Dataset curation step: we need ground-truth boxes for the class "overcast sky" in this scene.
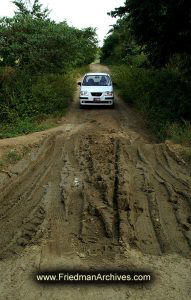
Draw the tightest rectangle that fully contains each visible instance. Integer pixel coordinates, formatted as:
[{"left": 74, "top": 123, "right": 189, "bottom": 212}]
[{"left": 0, "top": 0, "right": 125, "bottom": 45}]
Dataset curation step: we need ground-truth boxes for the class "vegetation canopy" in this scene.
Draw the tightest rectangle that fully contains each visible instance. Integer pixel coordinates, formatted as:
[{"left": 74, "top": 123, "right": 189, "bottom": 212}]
[
  {"left": 101, "top": 0, "right": 191, "bottom": 143},
  {"left": 108, "top": 0, "right": 191, "bottom": 67},
  {"left": 0, "top": 0, "right": 98, "bottom": 136}
]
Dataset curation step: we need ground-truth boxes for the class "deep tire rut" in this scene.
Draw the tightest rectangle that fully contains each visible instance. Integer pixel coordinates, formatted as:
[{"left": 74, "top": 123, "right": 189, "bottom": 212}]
[{"left": 0, "top": 71, "right": 190, "bottom": 266}]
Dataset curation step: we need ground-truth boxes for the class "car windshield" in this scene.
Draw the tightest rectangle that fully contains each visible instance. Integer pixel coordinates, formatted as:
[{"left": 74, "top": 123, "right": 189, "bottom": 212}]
[{"left": 82, "top": 75, "right": 112, "bottom": 86}]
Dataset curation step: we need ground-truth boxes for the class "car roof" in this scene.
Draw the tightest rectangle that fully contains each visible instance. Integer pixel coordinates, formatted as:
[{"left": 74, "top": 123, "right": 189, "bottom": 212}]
[{"left": 84, "top": 73, "right": 110, "bottom": 76}]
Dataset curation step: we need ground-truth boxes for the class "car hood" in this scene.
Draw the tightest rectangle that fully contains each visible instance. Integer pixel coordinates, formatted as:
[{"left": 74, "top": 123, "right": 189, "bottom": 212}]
[{"left": 80, "top": 86, "right": 113, "bottom": 93}]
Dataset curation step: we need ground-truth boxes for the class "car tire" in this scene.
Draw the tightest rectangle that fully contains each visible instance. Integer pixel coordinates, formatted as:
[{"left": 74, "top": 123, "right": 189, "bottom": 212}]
[{"left": 79, "top": 104, "right": 84, "bottom": 109}]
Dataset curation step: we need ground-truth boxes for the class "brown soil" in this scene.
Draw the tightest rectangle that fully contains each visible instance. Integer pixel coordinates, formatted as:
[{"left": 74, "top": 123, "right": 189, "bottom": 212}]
[{"left": 0, "top": 64, "right": 190, "bottom": 300}]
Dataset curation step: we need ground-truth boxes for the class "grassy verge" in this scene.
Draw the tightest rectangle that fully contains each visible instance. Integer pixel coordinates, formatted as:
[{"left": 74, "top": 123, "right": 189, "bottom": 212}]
[
  {"left": 0, "top": 65, "right": 90, "bottom": 139},
  {"left": 111, "top": 65, "right": 191, "bottom": 145},
  {"left": 167, "top": 121, "right": 191, "bottom": 146},
  {"left": 0, "top": 146, "right": 30, "bottom": 169},
  {"left": 0, "top": 116, "right": 63, "bottom": 139}
]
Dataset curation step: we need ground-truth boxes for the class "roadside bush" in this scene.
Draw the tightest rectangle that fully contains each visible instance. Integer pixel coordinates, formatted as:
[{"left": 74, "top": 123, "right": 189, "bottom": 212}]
[
  {"left": 0, "top": 69, "right": 77, "bottom": 122},
  {"left": 0, "top": 1, "right": 98, "bottom": 138},
  {"left": 31, "top": 72, "right": 76, "bottom": 114},
  {"left": 167, "top": 121, "right": 191, "bottom": 146},
  {"left": 112, "top": 65, "right": 191, "bottom": 141}
]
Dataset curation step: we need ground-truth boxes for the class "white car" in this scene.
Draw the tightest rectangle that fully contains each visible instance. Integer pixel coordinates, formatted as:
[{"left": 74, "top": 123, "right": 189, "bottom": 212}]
[{"left": 78, "top": 73, "right": 116, "bottom": 108}]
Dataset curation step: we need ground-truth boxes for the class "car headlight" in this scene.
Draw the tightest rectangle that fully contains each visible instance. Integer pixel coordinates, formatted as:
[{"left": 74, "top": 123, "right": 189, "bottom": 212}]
[
  {"left": 80, "top": 91, "right": 89, "bottom": 96},
  {"left": 105, "top": 91, "right": 113, "bottom": 96}
]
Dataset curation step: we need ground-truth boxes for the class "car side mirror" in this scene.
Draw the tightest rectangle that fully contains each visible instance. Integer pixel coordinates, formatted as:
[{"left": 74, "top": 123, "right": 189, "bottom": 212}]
[
  {"left": 78, "top": 82, "right": 81, "bottom": 86},
  {"left": 113, "top": 82, "right": 117, "bottom": 86}
]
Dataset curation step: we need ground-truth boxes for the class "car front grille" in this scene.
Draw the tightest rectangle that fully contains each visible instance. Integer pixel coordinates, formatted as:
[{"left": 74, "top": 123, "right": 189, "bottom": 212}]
[
  {"left": 91, "top": 93, "right": 102, "bottom": 96},
  {"left": 83, "top": 101, "right": 112, "bottom": 104}
]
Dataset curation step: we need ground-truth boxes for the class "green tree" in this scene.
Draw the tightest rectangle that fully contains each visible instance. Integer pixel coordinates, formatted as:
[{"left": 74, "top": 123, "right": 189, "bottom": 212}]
[
  {"left": 12, "top": 0, "right": 50, "bottom": 19},
  {"left": 0, "top": 0, "right": 98, "bottom": 126},
  {"left": 0, "top": 2, "right": 98, "bottom": 73},
  {"left": 101, "top": 17, "right": 142, "bottom": 65},
  {"left": 109, "top": 0, "right": 191, "bottom": 66}
]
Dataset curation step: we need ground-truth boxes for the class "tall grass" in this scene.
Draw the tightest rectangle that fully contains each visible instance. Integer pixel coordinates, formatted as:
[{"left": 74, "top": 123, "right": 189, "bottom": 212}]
[
  {"left": 112, "top": 65, "right": 191, "bottom": 143},
  {"left": 0, "top": 66, "right": 89, "bottom": 138}
]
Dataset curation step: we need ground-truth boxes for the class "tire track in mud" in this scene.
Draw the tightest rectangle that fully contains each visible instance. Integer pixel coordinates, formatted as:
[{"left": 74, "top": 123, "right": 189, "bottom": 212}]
[
  {"left": 66, "top": 130, "right": 191, "bottom": 257},
  {"left": 112, "top": 139, "right": 120, "bottom": 241},
  {"left": 135, "top": 143, "right": 191, "bottom": 255},
  {"left": 0, "top": 91, "right": 191, "bottom": 263},
  {"left": 0, "top": 133, "right": 65, "bottom": 258},
  {"left": 1, "top": 131, "right": 190, "bottom": 261}
]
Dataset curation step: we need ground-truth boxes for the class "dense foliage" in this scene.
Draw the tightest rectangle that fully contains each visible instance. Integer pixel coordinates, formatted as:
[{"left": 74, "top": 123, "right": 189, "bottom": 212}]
[
  {"left": 101, "top": 17, "right": 146, "bottom": 66},
  {"left": 101, "top": 0, "right": 191, "bottom": 143},
  {"left": 109, "top": 0, "right": 191, "bottom": 67},
  {"left": 0, "top": 16, "right": 97, "bottom": 73},
  {"left": 0, "top": 0, "right": 98, "bottom": 135},
  {"left": 1, "top": 0, "right": 97, "bottom": 71},
  {"left": 112, "top": 65, "right": 191, "bottom": 141}
]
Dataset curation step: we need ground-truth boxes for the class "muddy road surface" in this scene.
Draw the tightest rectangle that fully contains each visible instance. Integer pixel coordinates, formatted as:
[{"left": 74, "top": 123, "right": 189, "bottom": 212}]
[{"left": 0, "top": 64, "right": 191, "bottom": 300}]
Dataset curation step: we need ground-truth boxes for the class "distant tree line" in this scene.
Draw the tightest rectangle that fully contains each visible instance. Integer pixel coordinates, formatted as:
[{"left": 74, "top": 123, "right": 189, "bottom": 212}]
[
  {"left": 101, "top": 0, "right": 191, "bottom": 69},
  {"left": 101, "top": 0, "right": 191, "bottom": 143},
  {"left": 0, "top": 0, "right": 98, "bottom": 134},
  {"left": 0, "top": 0, "right": 98, "bottom": 73}
]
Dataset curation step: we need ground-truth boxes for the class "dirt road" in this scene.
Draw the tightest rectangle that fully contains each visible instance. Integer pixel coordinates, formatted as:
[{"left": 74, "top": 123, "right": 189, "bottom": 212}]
[{"left": 0, "top": 64, "right": 191, "bottom": 299}]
